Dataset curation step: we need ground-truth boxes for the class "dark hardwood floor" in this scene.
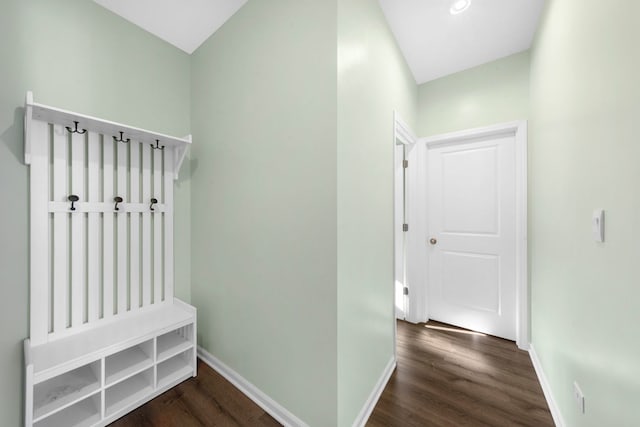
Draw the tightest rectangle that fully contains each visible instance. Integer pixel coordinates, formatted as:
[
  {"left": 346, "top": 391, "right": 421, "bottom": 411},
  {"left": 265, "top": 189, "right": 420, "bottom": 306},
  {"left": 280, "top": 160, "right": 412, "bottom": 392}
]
[
  {"left": 367, "top": 320, "right": 554, "bottom": 427},
  {"left": 112, "top": 320, "right": 553, "bottom": 426},
  {"left": 110, "top": 360, "right": 280, "bottom": 427}
]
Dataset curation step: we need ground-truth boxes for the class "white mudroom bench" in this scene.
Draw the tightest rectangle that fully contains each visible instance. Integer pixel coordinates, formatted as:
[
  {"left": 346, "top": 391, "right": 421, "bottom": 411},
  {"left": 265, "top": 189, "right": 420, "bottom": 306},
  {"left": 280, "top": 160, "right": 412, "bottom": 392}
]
[{"left": 23, "top": 92, "right": 197, "bottom": 427}]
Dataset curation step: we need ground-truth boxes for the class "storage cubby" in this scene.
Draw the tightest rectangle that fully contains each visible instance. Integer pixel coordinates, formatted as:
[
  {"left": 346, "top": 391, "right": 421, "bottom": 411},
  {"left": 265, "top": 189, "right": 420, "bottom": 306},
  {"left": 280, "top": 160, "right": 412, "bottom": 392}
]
[
  {"left": 34, "top": 394, "right": 100, "bottom": 427},
  {"left": 157, "top": 324, "right": 194, "bottom": 363},
  {"left": 157, "top": 348, "right": 194, "bottom": 389},
  {"left": 26, "top": 309, "right": 196, "bottom": 426},
  {"left": 33, "top": 361, "right": 100, "bottom": 422},
  {"left": 105, "top": 368, "right": 154, "bottom": 418},
  {"left": 105, "top": 340, "right": 153, "bottom": 386}
]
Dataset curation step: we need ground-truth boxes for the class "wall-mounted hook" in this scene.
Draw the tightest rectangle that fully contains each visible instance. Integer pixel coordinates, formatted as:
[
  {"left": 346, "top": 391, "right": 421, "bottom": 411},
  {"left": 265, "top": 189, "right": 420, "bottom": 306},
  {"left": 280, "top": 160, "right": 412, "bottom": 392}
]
[
  {"left": 113, "top": 131, "right": 130, "bottom": 143},
  {"left": 114, "top": 196, "right": 123, "bottom": 211},
  {"left": 65, "top": 121, "right": 87, "bottom": 135},
  {"left": 68, "top": 195, "right": 79, "bottom": 211},
  {"left": 150, "top": 198, "right": 158, "bottom": 211},
  {"left": 150, "top": 139, "right": 165, "bottom": 150}
]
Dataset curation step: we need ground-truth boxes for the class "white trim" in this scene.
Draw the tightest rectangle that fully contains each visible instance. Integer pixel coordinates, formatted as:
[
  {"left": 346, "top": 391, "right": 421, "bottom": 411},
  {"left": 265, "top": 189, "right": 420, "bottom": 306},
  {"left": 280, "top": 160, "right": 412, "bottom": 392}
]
[
  {"left": 24, "top": 91, "right": 33, "bottom": 165},
  {"left": 24, "top": 340, "right": 33, "bottom": 427},
  {"left": 197, "top": 346, "right": 309, "bottom": 427},
  {"left": 393, "top": 111, "right": 429, "bottom": 325},
  {"left": 394, "top": 141, "right": 406, "bottom": 321},
  {"left": 351, "top": 356, "right": 396, "bottom": 427},
  {"left": 414, "top": 121, "right": 529, "bottom": 347},
  {"left": 405, "top": 141, "right": 428, "bottom": 324},
  {"left": 419, "top": 120, "right": 525, "bottom": 147},
  {"left": 529, "top": 344, "right": 565, "bottom": 427},
  {"left": 514, "top": 121, "right": 529, "bottom": 350},
  {"left": 393, "top": 111, "right": 417, "bottom": 357},
  {"left": 394, "top": 111, "right": 417, "bottom": 146}
]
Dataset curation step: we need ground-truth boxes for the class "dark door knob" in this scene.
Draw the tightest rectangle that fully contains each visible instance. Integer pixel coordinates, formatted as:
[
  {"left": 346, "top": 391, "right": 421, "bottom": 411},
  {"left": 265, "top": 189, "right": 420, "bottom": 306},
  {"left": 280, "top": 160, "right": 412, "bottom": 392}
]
[{"left": 429, "top": 238, "right": 437, "bottom": 245}]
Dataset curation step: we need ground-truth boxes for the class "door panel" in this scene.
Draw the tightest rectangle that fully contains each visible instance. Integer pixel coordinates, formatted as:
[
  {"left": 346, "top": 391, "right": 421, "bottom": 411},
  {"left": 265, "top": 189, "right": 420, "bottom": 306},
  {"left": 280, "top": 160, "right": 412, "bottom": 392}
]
[
  {"left": 427, "top": 135, "right": 516, "bottom": 340},
  {"left": 442, "top": 251, "right": 500, "bottom": 314},
  {"left": 442, "top": 146, "right": 498, "bottom": 234}
]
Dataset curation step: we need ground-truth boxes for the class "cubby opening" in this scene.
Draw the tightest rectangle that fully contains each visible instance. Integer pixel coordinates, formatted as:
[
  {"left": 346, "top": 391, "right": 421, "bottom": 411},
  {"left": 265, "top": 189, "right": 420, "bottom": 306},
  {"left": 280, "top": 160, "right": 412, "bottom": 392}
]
[
  {"left": 157, "top": 348, "right": 194, "bottom": 389},
  {"left": 105, "top": 339, "right": 153, "bottom": 387},
  {"left": 34, "top": 393, "right": 100, "bottom": 427},
  {"left": 33, "top": 361, "right": 100, "bottom": 422},
  {"left": 105, "top": 368, "right": 154, "bottom": 417},
  {"left": 157, "top": 324, "right": 193, "bottom": 363}
]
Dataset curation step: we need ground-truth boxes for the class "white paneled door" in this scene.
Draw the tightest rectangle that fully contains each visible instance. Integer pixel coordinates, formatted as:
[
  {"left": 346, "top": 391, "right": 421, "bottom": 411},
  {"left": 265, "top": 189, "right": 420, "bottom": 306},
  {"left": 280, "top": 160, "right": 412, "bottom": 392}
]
[{"left": 426, "top": 134, "right": 516, "bottom": 340}]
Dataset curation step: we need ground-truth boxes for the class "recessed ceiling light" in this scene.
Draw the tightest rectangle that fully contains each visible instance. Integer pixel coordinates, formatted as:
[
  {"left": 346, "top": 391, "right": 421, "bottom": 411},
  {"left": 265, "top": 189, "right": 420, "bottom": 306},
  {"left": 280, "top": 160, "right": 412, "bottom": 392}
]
[{"left": 450, "top": 0, "right": 471, "bottom": 15}]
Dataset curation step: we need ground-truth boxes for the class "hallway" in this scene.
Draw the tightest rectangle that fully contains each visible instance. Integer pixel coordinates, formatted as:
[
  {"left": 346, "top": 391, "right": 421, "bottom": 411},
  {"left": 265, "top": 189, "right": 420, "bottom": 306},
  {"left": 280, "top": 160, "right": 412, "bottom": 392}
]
[{"left": 367, "top": 320, "right": 554, "bottom": 426}]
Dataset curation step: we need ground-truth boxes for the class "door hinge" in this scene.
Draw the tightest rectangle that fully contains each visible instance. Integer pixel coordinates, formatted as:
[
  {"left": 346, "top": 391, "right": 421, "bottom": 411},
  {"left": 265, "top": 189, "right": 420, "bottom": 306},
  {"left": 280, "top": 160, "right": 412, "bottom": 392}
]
[
  {"left": 403, "top": 287, "right": 409, "bottom": 296},
  {"left": 403, "top": 160, "right": 408, "bottom": 168},
  {"left": 403, "top": 223, "right": 409, "bottom": 232}
]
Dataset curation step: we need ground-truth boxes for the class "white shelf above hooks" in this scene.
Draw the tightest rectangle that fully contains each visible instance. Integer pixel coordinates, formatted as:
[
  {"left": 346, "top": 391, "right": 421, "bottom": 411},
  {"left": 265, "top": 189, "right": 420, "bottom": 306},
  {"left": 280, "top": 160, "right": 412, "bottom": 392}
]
[{"left": 23, "top": 91, "right": 191, "bottom": 180}]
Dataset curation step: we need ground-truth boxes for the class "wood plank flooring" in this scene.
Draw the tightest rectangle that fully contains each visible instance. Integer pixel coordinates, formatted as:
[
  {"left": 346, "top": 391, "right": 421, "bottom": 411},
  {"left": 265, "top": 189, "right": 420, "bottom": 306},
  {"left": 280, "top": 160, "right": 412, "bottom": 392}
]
[
  {"left": 367, "top": 320, "right": 554, "bottom": 427},
  {"left": 112, "top": 320, "right": 553, "bottom": 426},
  {"left": 110, "top": 360, "right": 280, "bottom": 427}
]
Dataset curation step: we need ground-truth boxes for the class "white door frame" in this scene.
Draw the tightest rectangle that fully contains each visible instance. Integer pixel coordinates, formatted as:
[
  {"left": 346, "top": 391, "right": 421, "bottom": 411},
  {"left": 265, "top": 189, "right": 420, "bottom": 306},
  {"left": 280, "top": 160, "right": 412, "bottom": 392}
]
[
  {"left": 411, "top": 121, "right": 529, "bottom": 349},
  {"left": 393, "top": 112, "right": 416, "bottom": 323},
  {"left": 393, "top": 113, "right": 430, "bottom": 327}
]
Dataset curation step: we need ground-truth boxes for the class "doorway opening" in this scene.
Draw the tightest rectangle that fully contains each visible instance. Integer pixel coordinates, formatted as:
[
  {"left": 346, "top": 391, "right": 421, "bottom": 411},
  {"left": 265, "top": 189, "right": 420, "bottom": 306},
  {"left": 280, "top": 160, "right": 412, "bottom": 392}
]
[{"left": 393, "top": 117, "right": 528, "bottom": 349}]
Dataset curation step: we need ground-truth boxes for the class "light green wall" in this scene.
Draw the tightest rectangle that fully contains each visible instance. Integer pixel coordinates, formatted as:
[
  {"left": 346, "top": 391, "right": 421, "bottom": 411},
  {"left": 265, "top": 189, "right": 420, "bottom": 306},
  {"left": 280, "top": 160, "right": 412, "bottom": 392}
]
[
  {"left": 190, "top": 1, "right": 417, "bottom": 424},
  {"left": 190, "top": 1, "right": 338, "bottom": 425},
  {"left": 336, "top": 0, "right": 416, "bottom": 425},
  {"left": 529, "top": 1, "right": 640, "bottom": 426},
  {"left": 417, "top": 51, "right": 529, "bottom": 136},
  {"left": 0, "top": 1, "right": 190, "bottom": 425}
]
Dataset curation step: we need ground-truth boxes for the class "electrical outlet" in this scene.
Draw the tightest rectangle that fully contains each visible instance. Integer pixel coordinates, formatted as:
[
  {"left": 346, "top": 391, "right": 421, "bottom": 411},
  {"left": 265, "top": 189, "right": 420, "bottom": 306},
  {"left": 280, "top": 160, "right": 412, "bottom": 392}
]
[{"left": 573, "top": 381, "right": 585, "bottom": 414}]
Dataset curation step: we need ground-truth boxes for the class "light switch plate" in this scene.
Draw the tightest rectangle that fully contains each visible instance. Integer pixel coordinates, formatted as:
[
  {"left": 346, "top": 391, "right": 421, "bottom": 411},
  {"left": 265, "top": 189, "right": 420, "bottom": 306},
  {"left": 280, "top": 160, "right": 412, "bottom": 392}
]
[{"left": 592, "top": 209, "right": 604, "bottom": 242}]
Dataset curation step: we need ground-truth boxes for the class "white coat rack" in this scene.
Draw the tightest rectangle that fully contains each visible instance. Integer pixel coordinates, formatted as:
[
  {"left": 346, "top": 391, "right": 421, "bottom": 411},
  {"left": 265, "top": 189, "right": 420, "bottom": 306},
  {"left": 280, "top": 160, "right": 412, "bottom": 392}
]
[{"left": 23, "top": 92, "right": 197, "bottom": 427}]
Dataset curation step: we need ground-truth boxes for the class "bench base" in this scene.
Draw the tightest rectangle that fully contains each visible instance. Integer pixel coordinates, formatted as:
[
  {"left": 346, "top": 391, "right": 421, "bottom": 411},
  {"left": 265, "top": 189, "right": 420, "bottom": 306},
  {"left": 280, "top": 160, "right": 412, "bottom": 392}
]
[{"left": 25, "top": 299, "right": 197, "bottom": 427}]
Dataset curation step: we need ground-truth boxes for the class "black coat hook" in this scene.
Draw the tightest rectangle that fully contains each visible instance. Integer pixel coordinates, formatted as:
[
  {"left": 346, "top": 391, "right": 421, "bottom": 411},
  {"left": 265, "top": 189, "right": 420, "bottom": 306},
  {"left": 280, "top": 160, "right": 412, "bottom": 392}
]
[
  {"left": 66, "top": 121, "right": 87, "bottom": 135},
  {"left": 150, "top": 198, "right": 158, "bottom": 211},
  {"left": 68, "top": 195, "right": 79, "bottom": 211},
  {"left": 150, "top": 139, "right": 165, "bottom": 150},
  {"left": 114, "top": 196, "right": 123, "bottom": 211},
  {"left": 113, "top": 131, "right": 130, "bottom": 143}
]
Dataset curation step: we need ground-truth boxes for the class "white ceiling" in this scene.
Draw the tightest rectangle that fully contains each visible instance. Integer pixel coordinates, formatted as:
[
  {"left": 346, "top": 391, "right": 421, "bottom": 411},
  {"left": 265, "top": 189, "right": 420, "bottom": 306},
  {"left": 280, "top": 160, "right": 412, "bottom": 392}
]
[
  {"left": 93, "top": 0, "right": 544, "bottom": 84},
  {"left": 93, "top": 0, "right": 248, "bottom": 54},
  {"left": 378, "top": 0, "right": 545, "bottom": 84}
]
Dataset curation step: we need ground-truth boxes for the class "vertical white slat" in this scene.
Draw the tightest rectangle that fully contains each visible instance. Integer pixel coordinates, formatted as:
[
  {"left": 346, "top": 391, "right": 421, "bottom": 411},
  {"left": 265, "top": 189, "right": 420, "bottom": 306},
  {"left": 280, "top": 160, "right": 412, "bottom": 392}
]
[
  {"left": 103, "top": 136, "right": 115, "bottom": 320},
  {"left": 163, "top": 148, "right": 174, "bottom": 301},
  {"left": 129, "top": 141, "right": 140, "bottom": 311},
  {"left": 141, "top": 145, "right": 151, "bottom": 307},
  {"left": 116, "top": 141, "right": 128, "bottom": 313},
  {"left": 153, "top": 148, "right": 162, "bottom": 303},
  {"left": 29, "top": 120, "right": 49, "bottom": 345},
  {"left": 70, "top": 131, "right": 85, "bottom": 328},
  {"left": 87, "top": 132, "right": 101, "bottom": 323},
  {"left": 52, "top": 124, "right": 69, "bottom": 332}
]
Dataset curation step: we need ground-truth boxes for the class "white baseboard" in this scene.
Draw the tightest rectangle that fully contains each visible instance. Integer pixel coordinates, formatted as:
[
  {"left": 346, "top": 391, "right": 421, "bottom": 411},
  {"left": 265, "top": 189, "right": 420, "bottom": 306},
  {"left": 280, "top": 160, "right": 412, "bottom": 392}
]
[
  {"left": 197, "top": 346, "right": 309, "bottom": 427},
  {"left": 529, "top": 344, "right": 565, "bottom": 427},
  {"left": 351, "top": 356, "right": 396, "bottom": 427}
]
